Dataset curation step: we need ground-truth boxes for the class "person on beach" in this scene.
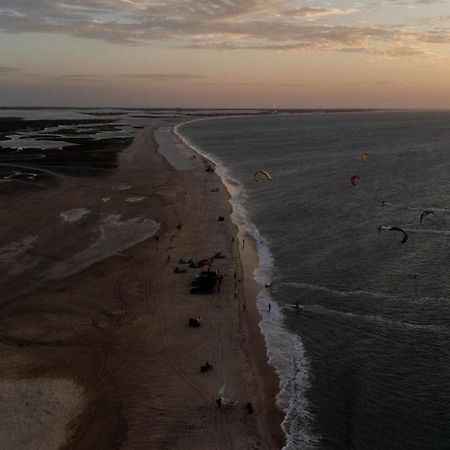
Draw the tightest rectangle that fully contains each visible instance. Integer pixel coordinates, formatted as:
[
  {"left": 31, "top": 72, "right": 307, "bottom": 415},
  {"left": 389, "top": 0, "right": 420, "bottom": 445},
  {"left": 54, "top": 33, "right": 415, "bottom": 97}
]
[
  {"left": 268, "top": 303, "right": 271, "bottom": 312},
  {"left": 242, "top": 239, "right": 245, "bottom": 249}
]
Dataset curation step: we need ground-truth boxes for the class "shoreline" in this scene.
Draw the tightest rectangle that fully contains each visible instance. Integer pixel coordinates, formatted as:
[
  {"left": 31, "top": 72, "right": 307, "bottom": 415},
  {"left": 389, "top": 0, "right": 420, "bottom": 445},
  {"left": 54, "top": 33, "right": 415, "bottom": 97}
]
[
  {"left": 173, "top": 120, "right": 318, "bottom": 449},
  {"left": 172, "top": 121, "right": 285, "bottom": 446}
]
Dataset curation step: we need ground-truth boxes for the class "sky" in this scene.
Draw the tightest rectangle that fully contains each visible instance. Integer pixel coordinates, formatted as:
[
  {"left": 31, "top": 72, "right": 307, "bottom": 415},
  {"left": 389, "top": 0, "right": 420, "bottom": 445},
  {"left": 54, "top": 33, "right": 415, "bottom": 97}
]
[{"left": 0, "top": 0, "right": 449, "bottom": 108}]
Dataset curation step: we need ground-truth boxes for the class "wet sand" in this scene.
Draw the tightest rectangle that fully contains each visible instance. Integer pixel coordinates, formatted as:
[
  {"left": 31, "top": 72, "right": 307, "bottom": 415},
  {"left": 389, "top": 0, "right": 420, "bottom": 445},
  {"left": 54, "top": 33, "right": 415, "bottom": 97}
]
[{"left": 0, "top": 120, "right": 283, "bottom": 449}]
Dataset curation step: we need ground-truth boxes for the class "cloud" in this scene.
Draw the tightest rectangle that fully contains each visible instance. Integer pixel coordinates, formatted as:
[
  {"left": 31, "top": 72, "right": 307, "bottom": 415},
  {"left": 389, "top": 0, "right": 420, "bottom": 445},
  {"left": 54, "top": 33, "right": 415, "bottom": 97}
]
[
  {"left": 370, "top": 46, "right": 438, "bottom": 58},
  {"left": 46, "top": 74, "right": 107, "bottom": 82},
  {"left": 414, "top": 0, "right": 446, "bottom": 3},
  {"left": 40, "top": 72, "right": 204, "bottom": 83},
  {"left": 0, "top": 66, "right": 19, "bottom": 76},
  {"left": 383, "top": 0, "right": 445, "bottom": 4},
  {"left": 0, "top": 0, "right": 448, "bottom": 59},
  {"left": 279, "top": 7, "right": 356, "bottom": 18},
  {"left": 118, "top": 73, "right": 204, "bottom": 80}
]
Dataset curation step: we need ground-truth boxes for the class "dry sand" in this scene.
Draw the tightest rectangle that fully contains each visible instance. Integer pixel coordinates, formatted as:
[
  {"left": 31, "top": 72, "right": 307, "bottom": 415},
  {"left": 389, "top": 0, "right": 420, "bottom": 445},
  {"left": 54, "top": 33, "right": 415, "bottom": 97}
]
[{"left": 0, "top": 122, "right": 283, "bottom": 449}]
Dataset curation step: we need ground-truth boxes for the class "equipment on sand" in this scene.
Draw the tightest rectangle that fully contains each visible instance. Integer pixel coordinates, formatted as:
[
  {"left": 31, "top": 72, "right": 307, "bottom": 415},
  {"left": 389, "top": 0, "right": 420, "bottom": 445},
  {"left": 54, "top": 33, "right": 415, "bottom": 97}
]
[
  {"left": 188, "top": 318, "right": 201, "bottom": 327},
  {"left": 200, "top": 362, "right": 213, "bottom": 372},
  {"left": 217, "top": 385, "right": 238, "bottom": 408}
]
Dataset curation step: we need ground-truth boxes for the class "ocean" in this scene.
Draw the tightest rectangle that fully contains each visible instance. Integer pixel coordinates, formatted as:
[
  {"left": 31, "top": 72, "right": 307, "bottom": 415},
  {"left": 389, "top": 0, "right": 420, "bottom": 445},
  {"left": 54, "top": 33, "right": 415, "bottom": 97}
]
[{"left": 177, "top": 111, "right": 450, "bottom": 450}]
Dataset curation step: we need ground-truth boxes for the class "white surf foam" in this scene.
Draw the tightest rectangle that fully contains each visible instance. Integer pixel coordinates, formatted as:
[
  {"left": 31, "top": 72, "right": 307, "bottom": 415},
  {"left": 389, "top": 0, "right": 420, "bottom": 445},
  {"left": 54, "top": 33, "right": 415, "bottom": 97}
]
[
  {"left": 300, "top": 303, "right": 450, "bottom": 335},
  {"left": 175, "top": 120, "right": 319, "bottom": 448}
]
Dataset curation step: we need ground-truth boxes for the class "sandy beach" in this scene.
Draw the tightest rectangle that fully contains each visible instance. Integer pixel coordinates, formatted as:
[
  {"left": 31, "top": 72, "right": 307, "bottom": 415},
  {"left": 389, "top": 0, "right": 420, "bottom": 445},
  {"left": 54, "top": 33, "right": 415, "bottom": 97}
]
[{"left": 0, "top": 119, "right": 283, "bottom": 449}]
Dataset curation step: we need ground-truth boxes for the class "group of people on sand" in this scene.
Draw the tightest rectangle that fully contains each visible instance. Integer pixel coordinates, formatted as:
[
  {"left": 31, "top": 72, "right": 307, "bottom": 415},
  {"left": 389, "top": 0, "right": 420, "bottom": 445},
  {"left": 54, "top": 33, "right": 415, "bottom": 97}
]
[{"left": 172, "top": 212, "right": 271, "bottom": 418}]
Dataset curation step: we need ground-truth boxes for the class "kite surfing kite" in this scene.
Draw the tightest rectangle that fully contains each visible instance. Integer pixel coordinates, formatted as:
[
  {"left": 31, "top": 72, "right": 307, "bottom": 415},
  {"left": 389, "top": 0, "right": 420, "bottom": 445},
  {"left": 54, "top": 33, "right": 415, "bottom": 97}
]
[
  {"left": 377, "top": 226, "right": 408, "bottom": 244},
  {"left": 361, "top": 151, "right": 369, "bottom": 161},
  {"left": 254, "top": 170, "right": 272, "bottom": 182},
  {"left": 389, "top": 226, "right": 408, "bottom": 244},
  {"left": 350, "top": 175, "right": 360, "bottom": 186},
  {"left": 420, "top": 210, "right": 436, "bottom": 225}
]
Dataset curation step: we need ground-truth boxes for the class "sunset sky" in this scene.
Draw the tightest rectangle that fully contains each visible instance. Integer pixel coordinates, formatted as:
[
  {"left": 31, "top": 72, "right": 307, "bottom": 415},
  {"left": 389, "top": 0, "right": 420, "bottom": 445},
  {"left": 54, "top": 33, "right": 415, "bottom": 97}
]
[{"left": 0, "top": 0, "right": 449, "bottom": 108}]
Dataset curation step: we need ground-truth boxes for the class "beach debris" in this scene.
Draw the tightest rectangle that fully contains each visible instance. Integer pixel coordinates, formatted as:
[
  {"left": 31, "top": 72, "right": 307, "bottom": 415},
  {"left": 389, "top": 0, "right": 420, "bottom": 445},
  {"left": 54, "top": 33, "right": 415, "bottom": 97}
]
[
  {"left": 265, "top": 282, "right": 273, "bottom": 288},
  {"left": 188, "top": 317, "right": 201, "bottom": 327},
  {"left": 218, "top": 216, "right": 225, "bottom": 222},
  {"left": 350, "top": 175, "right": 360, "bottom": 186},
  {"left": 200, "top": 362, "right": 213, "bottom": 372},
  {"left": 211, "top": 187, "right": 220, "bottom": 192},
  {"left": 174, "top": 266, "right": 186, "bottom": 273},
  {"left": 253, "top": 170, "right": 272, "bottom": 182},
  {"left": 420, "top": 210, "right": 436, "bottom": 225},
  {"left": 214, "top": 252, "right": 226, "bottom": 259},
  {"left": 206, "top": 165, "right": 214, "bottom": 172}
]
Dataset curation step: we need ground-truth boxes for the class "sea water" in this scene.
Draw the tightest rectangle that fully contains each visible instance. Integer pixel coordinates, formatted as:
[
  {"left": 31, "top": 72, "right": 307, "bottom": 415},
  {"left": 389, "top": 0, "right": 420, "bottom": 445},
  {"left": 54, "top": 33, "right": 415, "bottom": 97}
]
[{"left": 177, "top": 111, "right": 450, "bottom": 450}]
